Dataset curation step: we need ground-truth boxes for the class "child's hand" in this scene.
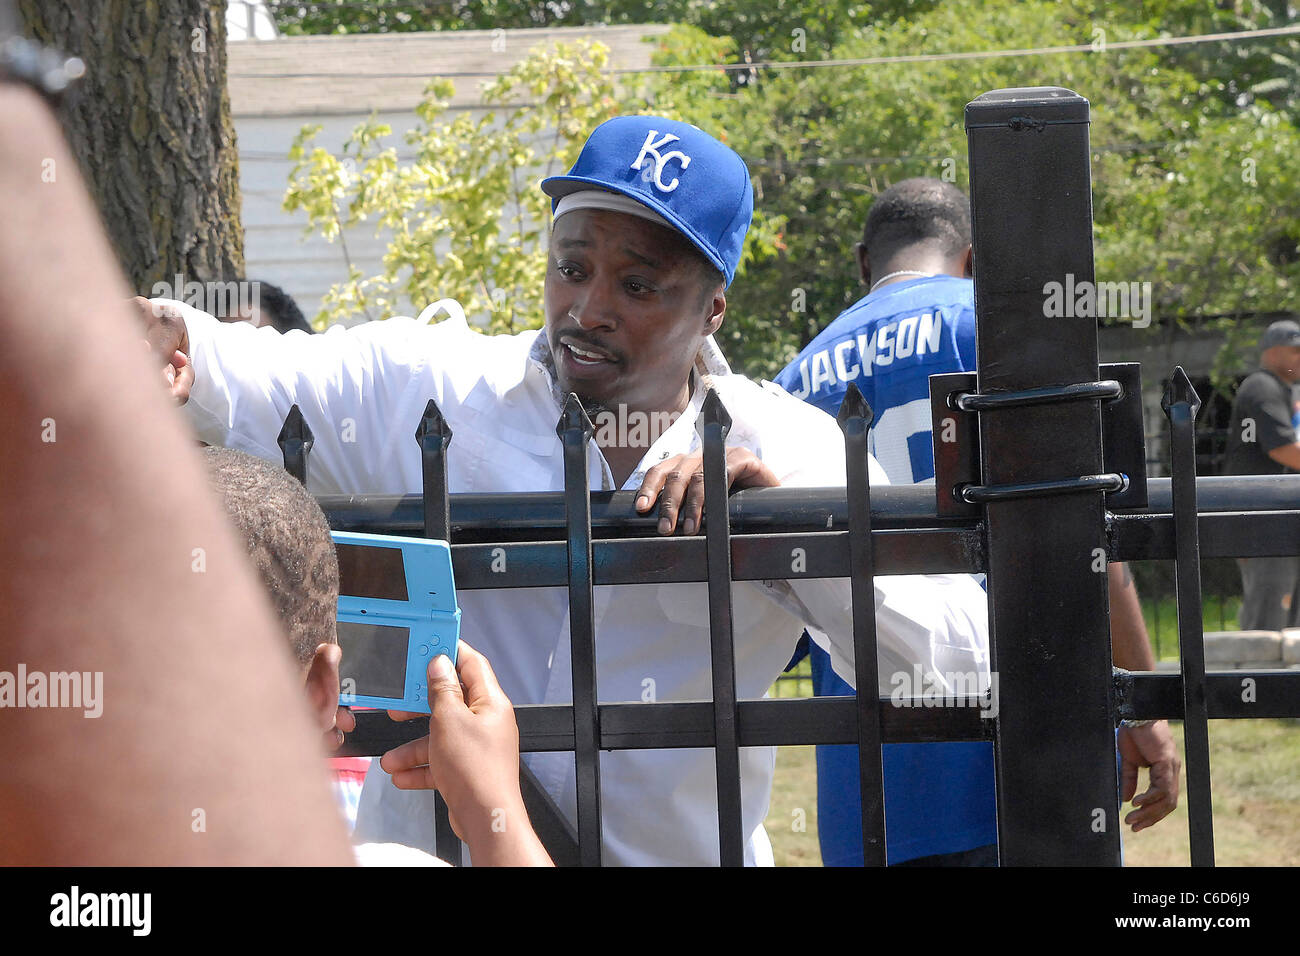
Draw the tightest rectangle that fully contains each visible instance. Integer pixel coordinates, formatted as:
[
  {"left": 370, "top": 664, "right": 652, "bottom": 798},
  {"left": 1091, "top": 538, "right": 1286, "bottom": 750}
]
[{"left": 381, "top": 641, "right": 551, "bottom": 865}]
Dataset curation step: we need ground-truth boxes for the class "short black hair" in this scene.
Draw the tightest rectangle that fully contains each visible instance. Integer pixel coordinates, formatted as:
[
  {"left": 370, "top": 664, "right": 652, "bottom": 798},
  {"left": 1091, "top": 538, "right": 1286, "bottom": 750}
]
[
  {"left": 201, "top": 447, "right": 338, "bottom": 667},
  {"left": 252, "top": 281, "right": 313, "bottom": 335},
  {"left": 862, "top": 178, "right": 972, "bottom": 262}
]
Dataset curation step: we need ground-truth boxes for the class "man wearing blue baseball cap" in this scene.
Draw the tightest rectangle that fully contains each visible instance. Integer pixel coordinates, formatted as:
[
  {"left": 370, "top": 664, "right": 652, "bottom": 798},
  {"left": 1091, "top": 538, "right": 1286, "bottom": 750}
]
[{"left": 139, "top": 115, "right": 989, "bottom": 866}]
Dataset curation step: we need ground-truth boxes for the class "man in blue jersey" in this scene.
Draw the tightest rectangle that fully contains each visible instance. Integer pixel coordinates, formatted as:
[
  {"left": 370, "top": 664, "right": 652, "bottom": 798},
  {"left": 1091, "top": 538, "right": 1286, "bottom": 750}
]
[{"left": 775, "top": 178, "right": 1180, "bottom": 865}]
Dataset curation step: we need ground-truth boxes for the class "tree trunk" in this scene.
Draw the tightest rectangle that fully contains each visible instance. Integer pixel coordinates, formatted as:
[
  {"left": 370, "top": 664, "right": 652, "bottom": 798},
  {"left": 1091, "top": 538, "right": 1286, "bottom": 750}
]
[{"left": 18, "top": 0, "right": 243, "bottom": 293}]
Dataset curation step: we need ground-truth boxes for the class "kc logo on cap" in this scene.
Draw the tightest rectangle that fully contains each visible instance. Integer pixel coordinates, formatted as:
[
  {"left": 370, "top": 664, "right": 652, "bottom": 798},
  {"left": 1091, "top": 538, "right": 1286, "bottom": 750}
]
[
  {"left": 541, "top": 115, "right": 754, "bottom": 287},
  {"left": 631, "top": 130, "right": 692, "bottom": 193}
]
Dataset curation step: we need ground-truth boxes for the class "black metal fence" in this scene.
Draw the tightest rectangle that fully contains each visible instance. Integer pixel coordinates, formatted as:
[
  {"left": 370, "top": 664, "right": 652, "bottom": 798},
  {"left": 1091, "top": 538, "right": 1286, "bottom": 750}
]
[{"left": 285, "top": 87, "right": 1299, "bottom": 866}]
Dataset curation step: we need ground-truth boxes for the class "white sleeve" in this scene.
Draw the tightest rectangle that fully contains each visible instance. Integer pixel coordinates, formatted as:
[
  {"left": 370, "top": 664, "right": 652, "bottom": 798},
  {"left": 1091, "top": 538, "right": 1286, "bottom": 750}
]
[
  {"left": 779, "top": 572, "right": 990, "bottom": 695},
  {"left": 168, "top": 299, "right": 453, "bottom": 494},
  {"left": 352, "top": 842, "right": 450, "bottom": 867},
  {"left": 756, "top": 389, "right": 990, "bottom": 693}
]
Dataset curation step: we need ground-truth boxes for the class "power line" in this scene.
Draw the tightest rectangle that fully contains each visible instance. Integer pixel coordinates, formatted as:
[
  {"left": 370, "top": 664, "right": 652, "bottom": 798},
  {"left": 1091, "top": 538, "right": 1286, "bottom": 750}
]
[
  {"left": 228, "top": 22, "right": 1300, "bottom": 80},
  {"left": 634, "top": 22, "right": 1300, "bottom": 75},
  {"left": 263, "top": 0, "right": 469, "bottom": 12},
  {"left": 235, "top": 138, "right": 1208, "bottom": 166}
]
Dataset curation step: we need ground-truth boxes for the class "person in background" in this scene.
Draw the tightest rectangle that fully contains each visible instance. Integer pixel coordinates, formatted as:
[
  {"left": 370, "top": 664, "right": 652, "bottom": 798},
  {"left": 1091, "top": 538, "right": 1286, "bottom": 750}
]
[
  {"left": 223, "top": 279, "right": 315, "bottom": 335},
  {"left": 1223, "top": 320, "right": 1300, "bottom": 630},
  {"left": 775, "top": 178, "right": 1181, "bottom": 866}
]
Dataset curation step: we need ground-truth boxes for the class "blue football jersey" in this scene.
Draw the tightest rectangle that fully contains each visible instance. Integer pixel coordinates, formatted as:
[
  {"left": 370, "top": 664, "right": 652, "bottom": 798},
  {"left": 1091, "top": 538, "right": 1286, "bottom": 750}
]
[
  {"left": 775, "top": 276, "right": 996, "bottom": 865},
  {"left": 774, "top": 275, "right": 977, "bottom": 484}
]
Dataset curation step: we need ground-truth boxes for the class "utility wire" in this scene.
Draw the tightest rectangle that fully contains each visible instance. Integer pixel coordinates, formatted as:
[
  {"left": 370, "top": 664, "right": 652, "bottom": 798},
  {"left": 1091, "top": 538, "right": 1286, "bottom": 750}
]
[
  {"left": 228, "top": 23, "right": 1300, "bottom": 79},
  {"left": 235, "top": 138, "right": 1217, "bottom": 164}
]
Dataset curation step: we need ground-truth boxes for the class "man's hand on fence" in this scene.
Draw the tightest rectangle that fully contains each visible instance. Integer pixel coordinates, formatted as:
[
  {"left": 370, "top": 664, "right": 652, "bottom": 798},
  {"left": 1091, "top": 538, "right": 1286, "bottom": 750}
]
[
  {"left": 133, "top": 296, "right": 193, "bottom": 405},
  {"left": 1118, "top": 719, "right": 1181, "bottom": 831},
  {"left": 380, "top": 640, "right": 552, "bottom": 865},
  {"left": 635, "top": 446, "right": 779, "bottom": 535}
]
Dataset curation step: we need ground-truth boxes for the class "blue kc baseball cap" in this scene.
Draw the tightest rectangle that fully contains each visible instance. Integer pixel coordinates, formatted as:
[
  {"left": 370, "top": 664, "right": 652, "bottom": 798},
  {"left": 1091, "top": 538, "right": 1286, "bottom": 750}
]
[{"left": 541, "top": 115, "right": 754, "bottom": 287}]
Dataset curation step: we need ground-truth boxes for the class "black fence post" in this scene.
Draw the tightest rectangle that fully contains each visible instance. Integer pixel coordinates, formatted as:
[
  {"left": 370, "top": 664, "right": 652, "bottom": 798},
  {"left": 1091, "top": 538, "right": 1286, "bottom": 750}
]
[
  {"left": 836, "top": 384, "right": 888, "bottom": 866},
  {"left": 965, "top": 87, "right": 1122, "bottom": 865},
  {"left": 414, "top": 399, "right": 462, "bottom": 866},
  {"left": 698, "top": 390, "right": 744, "bottom": 866},
  {"left": 557, "top": 394, "right": 602, "bottom": 866},
  {"left": 1162, "top": 367, "right": 1216, "bottom": 865}
]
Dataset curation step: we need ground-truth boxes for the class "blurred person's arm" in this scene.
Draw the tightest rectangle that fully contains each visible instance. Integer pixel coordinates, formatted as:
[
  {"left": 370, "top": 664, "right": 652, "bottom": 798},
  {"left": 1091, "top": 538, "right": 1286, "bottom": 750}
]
[
  {"left": 0, "top": 85, "right": 354, "bottom": 864},
  {"left": 1108, "top": 562, "right": 1181, "bottom": 832}
]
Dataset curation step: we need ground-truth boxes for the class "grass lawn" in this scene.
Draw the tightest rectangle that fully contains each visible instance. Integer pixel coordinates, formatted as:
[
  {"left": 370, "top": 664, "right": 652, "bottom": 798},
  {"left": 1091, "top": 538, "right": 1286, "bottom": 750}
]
[
  {"left": 1123, "top": 718, "right": 1300, "bottom": 866},
  {"left": 764, "top": 663, "right": 1300, "bottom": 866},
  {"left": 765, "top": 719, "right": 1300, "bottom": 866},
  {"left": 1144, "top": 594, "right": 1243, "bottom": 662}
]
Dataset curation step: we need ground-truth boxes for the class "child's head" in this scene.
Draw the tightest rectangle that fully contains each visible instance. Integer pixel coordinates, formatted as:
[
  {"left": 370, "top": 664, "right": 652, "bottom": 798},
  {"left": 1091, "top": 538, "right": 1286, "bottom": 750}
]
[{"left": 201, "top": 447, "right": 342, "bottom": 731}]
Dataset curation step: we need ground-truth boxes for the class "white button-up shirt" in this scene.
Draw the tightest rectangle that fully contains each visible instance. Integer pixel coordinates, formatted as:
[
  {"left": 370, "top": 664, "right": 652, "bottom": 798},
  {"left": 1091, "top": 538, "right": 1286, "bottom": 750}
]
[{"left": 172, "top": 300, "right": 989, "bottom": 866}]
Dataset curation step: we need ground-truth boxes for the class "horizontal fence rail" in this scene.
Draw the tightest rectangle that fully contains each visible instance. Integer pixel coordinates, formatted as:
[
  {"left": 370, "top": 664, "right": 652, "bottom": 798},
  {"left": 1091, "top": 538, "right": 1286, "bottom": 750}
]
[{"left": 318, "top": 474, "right": 1300, "bottom": 530}]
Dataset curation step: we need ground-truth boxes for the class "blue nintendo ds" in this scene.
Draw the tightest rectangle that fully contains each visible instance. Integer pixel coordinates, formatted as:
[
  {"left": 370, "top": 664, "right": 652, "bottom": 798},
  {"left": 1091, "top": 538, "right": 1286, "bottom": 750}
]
[{"left": 331, "top": 531, "right": 461, "bottom": 715}]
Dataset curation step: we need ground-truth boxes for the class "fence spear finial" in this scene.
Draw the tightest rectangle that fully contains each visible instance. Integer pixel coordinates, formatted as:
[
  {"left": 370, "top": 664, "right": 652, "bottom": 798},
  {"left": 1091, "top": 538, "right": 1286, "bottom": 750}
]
[
  {"left": 556, "top": 392, "right": 595, "bottom": 440},
  {"left": 698, "top": 388, "right": 732, "bottom": 439},
  {"left": 277, "top": 404, "right": 314, "bottom": 485},
  {"left": 1161, "top": 366, "right": 1201, "bottom": 420},
  {"left": 415, "top": 398, "right": 453, "bottom": 450},
  {"left": 835, "top": 382, "right": 875, "bottom": 430}
]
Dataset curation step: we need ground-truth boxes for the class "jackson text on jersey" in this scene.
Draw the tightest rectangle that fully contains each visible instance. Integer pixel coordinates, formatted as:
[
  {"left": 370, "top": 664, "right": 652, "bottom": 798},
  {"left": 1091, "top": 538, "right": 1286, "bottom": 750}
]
[{"left": 783, "top": 310, "right": 945, "bottom": 400}]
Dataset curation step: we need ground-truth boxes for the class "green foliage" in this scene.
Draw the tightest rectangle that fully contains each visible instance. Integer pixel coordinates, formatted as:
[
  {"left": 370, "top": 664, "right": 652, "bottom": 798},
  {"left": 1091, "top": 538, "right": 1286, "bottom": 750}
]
[
  {"left": 281, "top": 1, "right": 1300, "bottom": 384},
  {"left": 267, "top": 0, "right": 922, "bottom": 56},
  {"left": 285, "top": 35, "right": 784, "bottom": 333},
  {"left": 645, "top": 1, "right": 1300, "bottom": 378},
  {"left": 285, "top": 41, "right": 625, "bottom": 331}
]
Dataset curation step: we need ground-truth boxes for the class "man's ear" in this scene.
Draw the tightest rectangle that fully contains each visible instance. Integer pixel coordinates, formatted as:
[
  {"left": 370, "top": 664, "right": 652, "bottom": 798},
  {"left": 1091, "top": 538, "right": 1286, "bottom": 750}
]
[
  {"left": 704, "top": 287, "right": 726, "bottom": 338},
  {"left": 304, "top": 643, "right": 342, "bottom": 732},
  {"left": 961, "top": 244, "right": 974, "bottom": 279},
  {"left": 857, "top": 243, "right": 871, "bottom": 286}
]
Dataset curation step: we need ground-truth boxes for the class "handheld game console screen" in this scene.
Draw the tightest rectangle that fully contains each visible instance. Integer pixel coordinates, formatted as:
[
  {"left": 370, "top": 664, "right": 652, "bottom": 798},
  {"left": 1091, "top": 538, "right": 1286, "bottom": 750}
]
[
  {"left": 336, "top": 621, "right": 410, "bottom": 699},
  {"left": 336, "top": 542, "right": 409, "bottom": 602}
]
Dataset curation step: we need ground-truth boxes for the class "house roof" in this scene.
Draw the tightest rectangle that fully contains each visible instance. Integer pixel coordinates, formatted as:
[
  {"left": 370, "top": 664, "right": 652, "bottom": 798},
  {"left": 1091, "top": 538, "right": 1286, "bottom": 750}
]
[{"left": 227, "top": 24, "right": 674, "bottom": 117}]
